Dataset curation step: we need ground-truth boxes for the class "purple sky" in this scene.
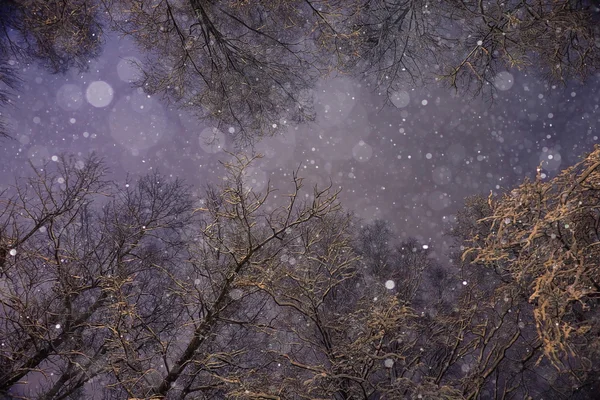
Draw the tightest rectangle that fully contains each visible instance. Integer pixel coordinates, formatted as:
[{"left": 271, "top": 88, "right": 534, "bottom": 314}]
[{"left": 2, "top": 34, "right": 600, "bottom": 261}]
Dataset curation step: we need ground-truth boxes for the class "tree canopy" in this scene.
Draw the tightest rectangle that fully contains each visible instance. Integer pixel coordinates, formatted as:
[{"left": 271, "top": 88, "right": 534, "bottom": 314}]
[
  {"left": 1, "top": 0, "right": 599, "bottom": 142},
  {"left": 1, "top": 1, "right": 600, "bottom": 398},
  {"left": 0, "top": 148, "right": 599, "bottom": 398}
]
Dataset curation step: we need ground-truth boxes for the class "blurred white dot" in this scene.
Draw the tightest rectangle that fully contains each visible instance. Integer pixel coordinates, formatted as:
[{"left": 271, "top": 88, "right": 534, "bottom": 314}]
[
  {"left": 476, "top": 40, "right": 483, "bottom": 46},
  {"left": 384, "top": 359, "right": 394, "bottom": 368},
  {"left": 425, "top": 153, "right": 432, "bottom": 159},
  {"left": 390, "top": 90, "right": 410, "bottom": 108},
  {"left": 56, "top": 84, "right": 83, "bottom": 111},
  {"left": 352, "top": 140, "right": 373, "bottom": 162},
  {"left": 462, "top": 281, "right": 468, "bottom": 286},
  {"left": 422, "top": 244, "right": 429, "bottom": 249},
  {"left": 9, "top": 249, "right": 17, "bottom": 256},
  {"left": 548, "top": 113, "right": 554, "bottom": 118},
  {"left": 116, "top": 56, "right": 142, "bottom": 83},
  {"left": 199, "top": 127, "right": 225, "bottom": 154},
  {"left": 385, "top": 280, "right": 395, "bottom": 290},
  {"left": 83, "top": 131, "right": 90, "bottom": 138},
  {"left": 27, "top": 145, "right": 50, "bottom": 167},
  {"left": 110, "top": 95, "right": 167, "bottom": 151},
  {"left": 55, "top": 324, "right": 61, "bottom": 329},
  {"left": 86, "top": 81, "right": 114, "bottom": 108},
  {"left": 69, "top": 118, "right": 76, "bottom": 124},
  {"left": 493, "top": 71, "right": 514, "bottom": 91},
  {"left": 51, "top": 155, "right": 58, "bottom": 162},
  {"left": 421, "top": 99, "right": 428, "bottom": 106},
  {"left": 33, "top": 116, "right": 40, "bottom": 124}
]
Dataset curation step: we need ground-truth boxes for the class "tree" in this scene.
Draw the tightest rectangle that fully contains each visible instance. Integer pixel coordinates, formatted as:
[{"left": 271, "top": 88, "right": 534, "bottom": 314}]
[
  {"left": 348, "top": 0, "right": 452, "bottom": 105},
  {"left": 106, "top": 0, "right": 358, "bottom": 145},
  {"left": 3, "top": 1, "right": 599, "bottom": 143},
  {"left": 0, "top": 61, "right": 19, "bottom": 139},
  {"left": 0, "top": 153, "right": 345, "bottom": 398},
  {"left": 442, "top": 0, "right": 600, "bottom": 96},
  {"left": 454, "top": 145, "right": 600, "bottom": 398},
  {"left": 5, "top": 150, "right": 600, "bottom": 398},
  {"left": 136, "top": 154, "right": 341, "bottom": 398},
  {"left": 0, "top": 0, "right": 105, "bottom": 138},
  {"left": 0, "top": 155, "right": 194, "bottom": 399},
  {"left": 0, "top": 0, "right": 104, "bottom": 73},
  {"left": 340, "top": 0, "right": 600, "bottom": 102},
  {"left": 0, "top": 155, "right": 111, "bottom": 397},
  {"left": 355, "top": 219, "right": 437, "bottom": 304}
]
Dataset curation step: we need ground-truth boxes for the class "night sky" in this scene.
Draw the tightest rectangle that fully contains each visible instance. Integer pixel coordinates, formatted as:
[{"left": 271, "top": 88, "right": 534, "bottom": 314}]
[{"left": 2, "top": 33, "right": 600, "bottom": 261}]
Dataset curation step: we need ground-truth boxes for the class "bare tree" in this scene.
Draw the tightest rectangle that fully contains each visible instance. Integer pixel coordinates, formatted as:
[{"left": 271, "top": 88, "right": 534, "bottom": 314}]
[
  {"left": 106, "top": 0, "right": 358, "bottom": 145},
  {"left": 80, "top": 154, "right": 341, "bottom": 398},
  {"left": 355, "top": 219, "right": 436, "bottom": 304},
  {"left": 0, "top": 152, "right": 344, "bottom": 399},
  {"left": 1, "top": 0, "right": 104, "bottom": 73},
  {"left": 443, "top": 0, "right": 600, "bottom": 96},
  {"left": 341, "top": 0, "right": 600, "bottom": 103},
  {"left": 0, "top": 0, "right": 105, "bottom": 139},
  {"left": 0, "top": 155, "right": 109, "bottom": 397},
  {"left": 3, "top": 150, "right": 600, "bottom": 398},
  {"left": 0, "top": 156, "right": 194, "bottom": 399},
  {"left": 0, "top": 60, "right": 19, "bottom": 139},
  {"left": 349, "top": 0, "right": 452, "bottom": 106}
]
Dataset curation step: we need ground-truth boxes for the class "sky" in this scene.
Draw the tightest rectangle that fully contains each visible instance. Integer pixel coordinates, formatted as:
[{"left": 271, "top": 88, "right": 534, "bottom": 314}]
[{"left": 2, "top": 33, "right": 600, "bottom": 261}]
